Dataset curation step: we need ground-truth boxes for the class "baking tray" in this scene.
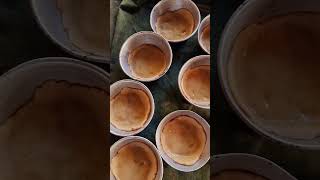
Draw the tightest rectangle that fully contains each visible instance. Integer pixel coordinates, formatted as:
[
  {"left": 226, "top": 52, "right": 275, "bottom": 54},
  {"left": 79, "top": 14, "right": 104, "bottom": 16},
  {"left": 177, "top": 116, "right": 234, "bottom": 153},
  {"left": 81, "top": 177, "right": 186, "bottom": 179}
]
[{"left": 110, "top": 0, "right": 210, "bottom": 179}]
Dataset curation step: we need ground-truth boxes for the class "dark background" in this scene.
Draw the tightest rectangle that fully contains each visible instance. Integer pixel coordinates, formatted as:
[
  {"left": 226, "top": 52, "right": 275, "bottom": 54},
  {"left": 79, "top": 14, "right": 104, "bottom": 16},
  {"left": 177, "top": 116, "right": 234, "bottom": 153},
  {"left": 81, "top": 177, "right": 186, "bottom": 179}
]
[
  {"left": 0, "top": 0, "right": 108, "bottom": 76},
  {"left": 213, "top": 0, "right": 320, "bottom": 179}
]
